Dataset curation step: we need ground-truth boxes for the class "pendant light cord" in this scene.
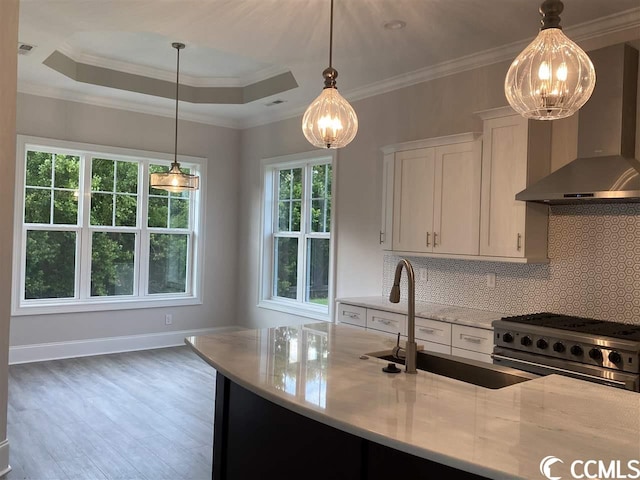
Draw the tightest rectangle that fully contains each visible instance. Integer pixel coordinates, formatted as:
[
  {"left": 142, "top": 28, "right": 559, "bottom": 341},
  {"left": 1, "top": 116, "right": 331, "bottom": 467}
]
[
  {"left": 174, "top": 45, "right": 180, "bottom": 165},
  {"left": 328, "top": 0, "right": 334, "bottom": 69}
]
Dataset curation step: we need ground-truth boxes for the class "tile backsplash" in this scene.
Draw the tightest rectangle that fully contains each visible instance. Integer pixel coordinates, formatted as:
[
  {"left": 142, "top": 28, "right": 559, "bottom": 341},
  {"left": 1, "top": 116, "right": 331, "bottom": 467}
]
[{"left": 383, "top": 204, "right": 640, "bottom": 325}]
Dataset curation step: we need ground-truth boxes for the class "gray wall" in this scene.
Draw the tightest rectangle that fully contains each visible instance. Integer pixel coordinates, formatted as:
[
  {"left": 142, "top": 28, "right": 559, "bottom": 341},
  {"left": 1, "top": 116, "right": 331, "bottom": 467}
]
[
  {"left": 1, "top": 0, "right": 19, "bottom": 472},
  {"left": 11, "top": 94, "right": 241, "bottom": 345},
  {"left": 238, "top": 59, "right": 511, "bottom": 329}
]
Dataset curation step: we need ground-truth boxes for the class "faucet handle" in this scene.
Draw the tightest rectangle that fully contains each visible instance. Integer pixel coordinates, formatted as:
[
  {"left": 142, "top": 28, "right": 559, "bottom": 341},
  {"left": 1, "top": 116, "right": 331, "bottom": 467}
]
[{"left": 392, "top": 332, "right": 406, "bottom": 360}]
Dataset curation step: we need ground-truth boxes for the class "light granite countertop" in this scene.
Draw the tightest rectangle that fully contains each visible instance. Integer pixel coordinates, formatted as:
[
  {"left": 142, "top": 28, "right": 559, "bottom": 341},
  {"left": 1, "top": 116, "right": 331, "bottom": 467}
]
[
  {"left": 187, "top": 323, "right": 640, "bottom": 480},
  {"left": 337, "top": 296, "right": 505, "bottom": 329}
]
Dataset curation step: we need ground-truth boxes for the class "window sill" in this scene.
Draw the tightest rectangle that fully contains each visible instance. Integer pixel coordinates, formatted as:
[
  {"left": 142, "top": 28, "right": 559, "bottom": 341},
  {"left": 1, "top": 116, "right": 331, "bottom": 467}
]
[
  {"left": 258, "top": 299, "right": 330, "bottom": 322},
  {"left": 12, "top": 295, "right": 202, "bottom": 316}
]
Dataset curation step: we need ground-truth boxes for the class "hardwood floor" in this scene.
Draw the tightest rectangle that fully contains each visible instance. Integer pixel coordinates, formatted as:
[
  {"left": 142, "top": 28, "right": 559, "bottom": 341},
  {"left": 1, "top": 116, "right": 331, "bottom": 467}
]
[{"left": 3, "top": 346, "right": 216, "bottom": 480}]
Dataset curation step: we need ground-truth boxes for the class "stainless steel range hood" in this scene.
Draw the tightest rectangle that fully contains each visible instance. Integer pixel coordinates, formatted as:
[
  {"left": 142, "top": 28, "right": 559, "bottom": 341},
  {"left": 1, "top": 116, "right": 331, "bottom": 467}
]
[{"left": 516, "top": 43, "right": 640, "bottom": 204}]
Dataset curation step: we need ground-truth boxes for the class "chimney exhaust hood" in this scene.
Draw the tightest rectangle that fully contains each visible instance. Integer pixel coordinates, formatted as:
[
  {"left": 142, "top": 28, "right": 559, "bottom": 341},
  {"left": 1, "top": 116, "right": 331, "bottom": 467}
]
[{"left": 515, "top": 43, "right": 640, "bottom": 204}]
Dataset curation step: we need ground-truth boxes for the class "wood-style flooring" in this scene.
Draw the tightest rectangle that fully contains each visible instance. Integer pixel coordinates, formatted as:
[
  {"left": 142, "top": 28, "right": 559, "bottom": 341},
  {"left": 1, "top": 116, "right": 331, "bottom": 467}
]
[{"left": 3, "top": 346, "right": 216, "bottom": 480}]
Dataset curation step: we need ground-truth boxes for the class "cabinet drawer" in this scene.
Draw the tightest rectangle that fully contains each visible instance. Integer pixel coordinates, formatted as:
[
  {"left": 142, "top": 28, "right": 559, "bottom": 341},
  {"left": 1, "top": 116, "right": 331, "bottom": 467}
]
[
  {"left": 366, "top": 309, "right": 407, "bottom": 336},
  {"left": 415, "top": 317, "right": 451, "bottom": 346},
  {"left": 451, "top": 347, "right": 492, "bottom": 364},
  {"left": 451, "top": 325, "right": 493, "bottom": 355},
  {"left": 336, "top": 303, "right": 367, "bottom": 328}
]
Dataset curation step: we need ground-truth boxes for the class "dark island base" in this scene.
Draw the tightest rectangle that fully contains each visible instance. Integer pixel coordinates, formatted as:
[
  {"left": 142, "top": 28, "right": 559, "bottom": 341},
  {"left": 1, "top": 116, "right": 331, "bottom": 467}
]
[{"left": 213, "top": 373, "right": 488, "bottom": 480}]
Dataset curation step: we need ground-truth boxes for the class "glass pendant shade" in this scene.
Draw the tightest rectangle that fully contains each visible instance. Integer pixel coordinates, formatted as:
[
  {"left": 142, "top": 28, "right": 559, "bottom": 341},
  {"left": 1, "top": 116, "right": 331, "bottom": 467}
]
[
  {"left": 150, "top": 163, "right": 199, "bottom": 193},
  {"left": 505, "top": 0, "right": 596, "bottom": 121},
  {"left": 302, "top": 86, "right": 358, "bottom": 149}
]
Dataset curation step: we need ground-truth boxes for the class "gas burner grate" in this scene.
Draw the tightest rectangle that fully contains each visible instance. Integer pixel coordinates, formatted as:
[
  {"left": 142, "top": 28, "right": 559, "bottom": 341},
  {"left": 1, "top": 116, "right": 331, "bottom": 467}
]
[{"left": 500, "top": 312, "right": 640, "bottom": 341}]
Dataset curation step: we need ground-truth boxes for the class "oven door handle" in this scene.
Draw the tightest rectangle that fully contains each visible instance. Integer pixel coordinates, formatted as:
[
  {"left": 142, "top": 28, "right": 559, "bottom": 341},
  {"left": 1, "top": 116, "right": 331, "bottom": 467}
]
[{"left": 491, "top": 354, "right": 629, "bottom": 388}]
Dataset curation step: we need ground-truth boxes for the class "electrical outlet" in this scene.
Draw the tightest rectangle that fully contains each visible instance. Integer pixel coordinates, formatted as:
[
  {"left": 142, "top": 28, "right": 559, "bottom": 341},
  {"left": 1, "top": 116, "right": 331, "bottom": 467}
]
[
  {"left": 419, "top": 268, "right": 428, "bottom": 283},
  {"left": 165, "top": 314, "right": 173, "bottom": 325},
  {"left": 486, "top": 273, "right": 496, "bottom": 289}
]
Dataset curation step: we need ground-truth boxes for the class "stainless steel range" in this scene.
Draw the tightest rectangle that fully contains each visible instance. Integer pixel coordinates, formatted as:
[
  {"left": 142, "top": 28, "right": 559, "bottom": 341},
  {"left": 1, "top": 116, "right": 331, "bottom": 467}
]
[{"left": 492, "top": 313, "right": 640, "bottom": 392}]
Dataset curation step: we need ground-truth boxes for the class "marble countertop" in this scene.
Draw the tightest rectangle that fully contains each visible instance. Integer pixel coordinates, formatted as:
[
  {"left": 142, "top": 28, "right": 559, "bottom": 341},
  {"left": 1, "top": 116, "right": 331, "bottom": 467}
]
[
  {"left": 337, "top": 296, "right": 505, "bottom": 329},
  {"left": 187, "top": 323, "right": 640, "bottom": 480}
]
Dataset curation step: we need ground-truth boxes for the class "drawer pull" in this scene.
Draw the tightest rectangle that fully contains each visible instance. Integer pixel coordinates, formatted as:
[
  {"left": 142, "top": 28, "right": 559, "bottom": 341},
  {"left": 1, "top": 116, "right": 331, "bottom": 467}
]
[
  {"left": 345, "top": 312, "right": 360, "bottom": 319},
  {"left": 460, "top": 335, "right": 483, "bottom": 344},
  {"left": 418, "top": 327, "right": 442, "bottom": 335},
  {"left": 376, "top": 319, "right": 393, "bottom": 326}
]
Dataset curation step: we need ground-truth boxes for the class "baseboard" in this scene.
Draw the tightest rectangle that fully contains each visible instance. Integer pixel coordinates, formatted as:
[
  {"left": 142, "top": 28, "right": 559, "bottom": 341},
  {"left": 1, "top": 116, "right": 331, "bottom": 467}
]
[
  {"left": 8, "top": 326, "right": 243, "bottom": 365},
  {"left": 0, "top": 439, "right": 10, "bottom": 478}
]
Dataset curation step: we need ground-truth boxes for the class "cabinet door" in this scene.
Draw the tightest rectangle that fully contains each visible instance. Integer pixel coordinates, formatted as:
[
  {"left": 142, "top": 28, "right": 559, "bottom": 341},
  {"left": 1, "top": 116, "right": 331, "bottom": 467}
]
[
  {"left": 433, "top": 141, "right": 481, "bottom": 255},
  {"left": 479, "top": 115, "right": 528, "bottom": 257},
  {"left": 392, "top": 148, "right": 435, "bottom": 253},
  {"left": 336, "top": 303, "right": 367, "bottom": 328},
  {"left": 380, "top": 153, "right": 394, "bottom": 250}
]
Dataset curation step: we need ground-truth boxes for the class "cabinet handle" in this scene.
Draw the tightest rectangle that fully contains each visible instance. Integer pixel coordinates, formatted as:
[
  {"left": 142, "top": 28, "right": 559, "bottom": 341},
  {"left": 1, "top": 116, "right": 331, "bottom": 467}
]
[
  {"left": 419, "top": 327, "right": 442, "bottom": 335},
  {"left": 425, "top": 232, "right": 430, "bottom": 247},
  {"left": 376, "top": 319, "right": 393, "bottom": 326},
  {"left": 344, "top": 311, "right": 360, "bottom": 319},
  {"left": 517, "top": 233, "right": 522, "bottom": 251},
  {"left": 433, "top": 232, "right": 438, "bottom": 247},
  {"left": 461, "top": 335, "right": 483, "bottom": 344},
  {"left": 379, "top": 231, "right": 385, "bottom": 244}
]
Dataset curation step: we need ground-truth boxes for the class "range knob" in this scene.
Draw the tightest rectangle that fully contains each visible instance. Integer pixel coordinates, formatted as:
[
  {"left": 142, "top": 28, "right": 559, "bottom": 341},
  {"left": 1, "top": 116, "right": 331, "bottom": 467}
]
[
  {"left": 536, "top": 339, "right": 549, "bottom": 350},
  {"left": 588, "top": 348, "right": 603, "bottom": 361},
  {"left": 609, "top": 351, "right": 622, "bottom": 364},
  {"left": 570, "top": 345, "right": 583, "bottom": 356},
  {"left": 502, "top": 332, "right": 514, "bottom": 343},
  {"left": 520, "top": 336, "right": 533, "bottom": 347},
  {"left": 552, "top": 342, "right": 566, "bottom": 353}
]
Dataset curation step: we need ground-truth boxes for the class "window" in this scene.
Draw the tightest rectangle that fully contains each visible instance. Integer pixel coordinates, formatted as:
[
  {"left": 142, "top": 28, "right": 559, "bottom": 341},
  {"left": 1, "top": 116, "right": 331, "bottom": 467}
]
[
  {"left": 12, "top": 136, "right": 205, "bottom": 315},
  {"left": 260, "top": 152, "right": 335, "bottom": 320}
]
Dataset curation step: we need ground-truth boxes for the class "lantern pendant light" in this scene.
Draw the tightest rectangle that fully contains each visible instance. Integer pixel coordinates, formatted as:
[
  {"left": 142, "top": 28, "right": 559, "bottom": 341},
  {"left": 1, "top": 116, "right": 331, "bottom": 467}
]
[
  {"left": 302, "top": 0, "right": 358, "bottom": 149},
  {"left": 150, "top": 42, "right": 200, "bottom": 192},
  {"left": 504, "top": 0, "right": 596, "bottom": 121}
]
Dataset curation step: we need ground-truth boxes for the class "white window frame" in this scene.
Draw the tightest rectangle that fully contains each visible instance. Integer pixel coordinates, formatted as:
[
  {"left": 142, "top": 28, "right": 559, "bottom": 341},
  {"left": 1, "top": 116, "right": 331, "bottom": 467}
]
[
  {"left": 258, "top": 150, "right": 337, "bottom": 322},
  {"left": 12, "top": 135, "right": 207, "bottom": 316}
]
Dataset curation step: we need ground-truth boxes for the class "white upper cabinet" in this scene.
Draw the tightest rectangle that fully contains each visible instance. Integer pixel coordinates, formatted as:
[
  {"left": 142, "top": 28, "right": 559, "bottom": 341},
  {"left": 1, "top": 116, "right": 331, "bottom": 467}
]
[
  {"left": 384, "top": 133, "right": 482, "bottom": 256},
  {"left": 477, "top": 107, "right": 551, "bottom": 262},
  {"left": 380, "top": 153, "right": 395, "bottom": 250}
]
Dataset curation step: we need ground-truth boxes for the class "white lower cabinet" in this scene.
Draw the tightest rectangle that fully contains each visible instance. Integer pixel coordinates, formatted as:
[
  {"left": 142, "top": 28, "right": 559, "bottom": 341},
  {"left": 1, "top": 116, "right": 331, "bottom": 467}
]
[
  {"left": 366, "top": 309, "right": 407, "bottom": 336},
  {"left": 451, "top": 324, "right": 493, "bottom": 363},
  {"left": 336, "top": 303, "right": 367, "bottom": 328}
]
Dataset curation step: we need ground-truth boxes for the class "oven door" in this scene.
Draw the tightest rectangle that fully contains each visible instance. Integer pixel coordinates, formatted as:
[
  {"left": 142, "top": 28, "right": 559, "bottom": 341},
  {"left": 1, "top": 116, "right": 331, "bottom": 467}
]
[{"left": 492, "top": 347, "right": 639, "bottom": 392}]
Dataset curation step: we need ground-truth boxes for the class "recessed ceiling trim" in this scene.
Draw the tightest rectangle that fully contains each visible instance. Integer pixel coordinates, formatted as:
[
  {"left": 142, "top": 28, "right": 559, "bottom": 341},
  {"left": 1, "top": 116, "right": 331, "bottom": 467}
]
[
  {"left": 18, "top": 81, "right": 243, "bottom": 129},
  {"left": 43, "top": 50, "right": 298, "bottom": 104}
]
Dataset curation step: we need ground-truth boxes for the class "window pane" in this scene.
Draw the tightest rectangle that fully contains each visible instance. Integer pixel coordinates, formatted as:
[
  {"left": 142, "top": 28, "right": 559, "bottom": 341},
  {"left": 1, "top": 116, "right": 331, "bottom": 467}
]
[
  {"left": 148, "top": 234, "right": 188, "bottom": 294},
  {"left": 91, "top": 193, "right": 114, "bottom": 226},
  {"left": 91, "top": 232, "right": 136, "bottom": 297},
  {"left": 291, "top": 200, "right": 301, "bottom": 231},
  {"left": 311, "top": 199, "right": 325, "bottom": 233},
  {"left": 275, "top": 237, "right": 298, "bottom": 299},
  {"left": 278, "top": 201, "right": 290, "bottom": 231},
  {"left": 53, "top": 190, "right": 78, "bottom": 224},
  {"left": 306, "top": 238, "right": 329, "bottom": 306},
  {"left": 169, "top": 198, "right": 189, "bottom": 229},
  {"left": 311, "top": 164, "right": 326, "bottom": 198},
  {"left": 25, "top": 230, "right": 76, "bottom": 299},
  {"left": 310, "top": 162, "right": 331, "bottom": 233},
  {"left": 115, "top": 195, "right": 137, "bottom": 227},
  {"left": 148, "top": 197, "right": 168, "bottom": 228},
  {"left": 116, "top": 161, "right": 138, "bottom": 194},
  {"left": 92, "top": 158, "right": 114, "bottom": 192},
  {"left": 26, "top": 151, "right": 52, "bottom": 187},
  {"left": 54, "top": 155, "right": 80, "bottom": 189},
  {"left": 24, "top": 189, "right": 51, "bottom": 224}
]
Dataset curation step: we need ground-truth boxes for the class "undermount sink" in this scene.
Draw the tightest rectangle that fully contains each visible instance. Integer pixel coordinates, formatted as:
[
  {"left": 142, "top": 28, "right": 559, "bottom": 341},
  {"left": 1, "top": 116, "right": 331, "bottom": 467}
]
[{"left": 367, "top": 349, "right": 537, "bottom": 389}]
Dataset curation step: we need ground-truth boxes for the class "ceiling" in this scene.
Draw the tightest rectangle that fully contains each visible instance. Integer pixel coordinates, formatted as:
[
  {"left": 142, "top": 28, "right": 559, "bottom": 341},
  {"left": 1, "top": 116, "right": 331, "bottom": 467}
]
[{"left": 17, "top": 0, "right": 640, "bottom": 129}]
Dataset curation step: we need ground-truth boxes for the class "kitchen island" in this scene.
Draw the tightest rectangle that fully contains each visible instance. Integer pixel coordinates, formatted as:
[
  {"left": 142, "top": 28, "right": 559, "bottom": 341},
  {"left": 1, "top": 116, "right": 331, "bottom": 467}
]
[{"left": 186, "top": 323, "right": 640, "bottom": 480}]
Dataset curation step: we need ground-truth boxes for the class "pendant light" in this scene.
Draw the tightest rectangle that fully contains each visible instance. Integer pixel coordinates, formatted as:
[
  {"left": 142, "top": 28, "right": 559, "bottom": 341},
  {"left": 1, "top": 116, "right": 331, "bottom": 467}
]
[
  {"left": 150, "top": 42, "right": 200, "bottom": 192},
  {"left": 504, "top": 0, "right": 596, "bottom": 121},
  {"left": 302, "top": 0, "right": 358, "bottom": 149}
]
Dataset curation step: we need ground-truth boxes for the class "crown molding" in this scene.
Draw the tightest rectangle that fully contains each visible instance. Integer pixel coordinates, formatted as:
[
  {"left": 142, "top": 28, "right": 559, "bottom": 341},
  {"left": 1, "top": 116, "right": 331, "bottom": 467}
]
[
  {"left": 18, "top": 81, "right": 242, "bottom": 129},
  {"left": 243, "top": 7, "right": 640, "bottom": 130},
  {"left": 57, "top": 42, "right": 290, "bottom": 88}
]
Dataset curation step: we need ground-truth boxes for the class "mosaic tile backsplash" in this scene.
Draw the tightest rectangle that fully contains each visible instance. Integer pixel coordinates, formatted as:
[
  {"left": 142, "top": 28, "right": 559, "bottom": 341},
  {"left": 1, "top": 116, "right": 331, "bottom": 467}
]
[{"left": 382, "top": 204, "right": 640, "bottom": 325}]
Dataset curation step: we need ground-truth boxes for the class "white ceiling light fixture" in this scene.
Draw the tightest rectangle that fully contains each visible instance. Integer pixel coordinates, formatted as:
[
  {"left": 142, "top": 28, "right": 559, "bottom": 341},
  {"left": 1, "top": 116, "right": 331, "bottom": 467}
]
[
  {"left": 505, "top": 0, "right": 596, "bottom": 121},
  {"left": 150, "top": 42, "right": 200, "bottom": 192},
  {"left": 302, "top": 0, "right": 358, "bottom": 149}
]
